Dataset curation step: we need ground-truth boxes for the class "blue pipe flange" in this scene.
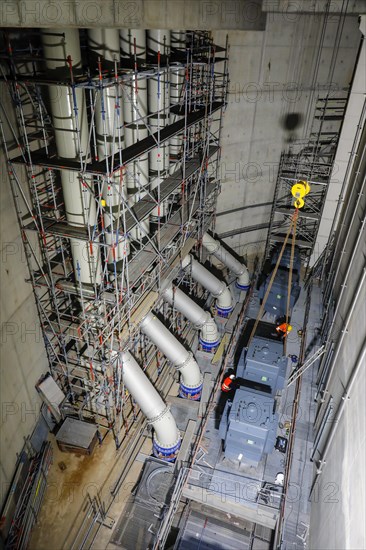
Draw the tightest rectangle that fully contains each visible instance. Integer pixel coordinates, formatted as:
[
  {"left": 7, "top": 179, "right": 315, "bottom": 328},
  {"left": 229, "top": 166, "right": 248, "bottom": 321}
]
[
  {"left": 235, "top": 281, "right": 250, "bottom": 291},
  {"left": 199, "top": 336, "right": 220, "bottom": 352},
  {"left": 179, "top": 381, "right": 203, "bottom": 400},
  {"left": 215, "top": 304, "right": 233, "bottom": 318},
  {"left": 153, "top": 438, "right": 181, "bottom": 462}
]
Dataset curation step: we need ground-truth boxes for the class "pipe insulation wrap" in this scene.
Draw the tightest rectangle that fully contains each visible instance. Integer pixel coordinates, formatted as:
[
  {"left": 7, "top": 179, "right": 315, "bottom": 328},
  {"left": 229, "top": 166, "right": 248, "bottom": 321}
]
[
  {"left": 120, "top": 351, "right": 180, "bottom": 450},
  {"left": 162, "top": 286, "right": 219, "bottom": 345},
  {"left": 140, "top": 312, "right": 203, "bottom": 390},
  {"left": 182, "top": 255, "right": 233, "bottom": 311},
  {"left": 202, "top": 232, "right": 250, "bottom": 289}
]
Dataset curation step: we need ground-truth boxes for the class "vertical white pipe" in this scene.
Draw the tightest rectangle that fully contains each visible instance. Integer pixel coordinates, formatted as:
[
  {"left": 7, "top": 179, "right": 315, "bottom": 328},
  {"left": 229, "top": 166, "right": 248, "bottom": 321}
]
[
  {"left": 120, "top": 29, "right": 146, "bottom": 60},
  {"left": 147, "top": 30, "right": 171, "bottom": 219},
  {"left": 170, "top": 31, "right": 186, "bottom": 175},
  {"left": 162, "top": 285, "right": 219, "bottom": 351},
  {"left": 182, "top": 254, "right": 233, "bottom": 316},
  {"left": 41, "top": 29, "right": 102, "bottom": 285},
  {"left": 202, "top": 232, "right": 250, "bottom": 290},
  {"left": 121, "top": 31, "right": 149, "bottom": 241},
  {"left": 121, "top": 351, "right": 180, "bottom": 460},
  {"left": 140, "top": 312, "right": 203, "bottom": 399},
  {"left": 87, "top": 29, "right": 130, "bottom": 268}
]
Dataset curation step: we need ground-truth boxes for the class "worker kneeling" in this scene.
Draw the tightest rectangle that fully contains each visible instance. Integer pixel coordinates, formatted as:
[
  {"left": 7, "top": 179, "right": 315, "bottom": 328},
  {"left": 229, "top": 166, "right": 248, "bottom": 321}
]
[{"left": 276, "top": 323, "right": 292, "bottom": 338}]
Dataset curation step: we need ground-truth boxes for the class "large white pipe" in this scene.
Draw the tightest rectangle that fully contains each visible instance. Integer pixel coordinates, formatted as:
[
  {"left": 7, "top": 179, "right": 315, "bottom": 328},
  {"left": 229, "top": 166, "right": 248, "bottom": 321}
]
[
  {"left": 121, "top": 351, "right": 180, "bottom": 461},
  {"left": 147, "top": 30, "right": 170, "bottom": 220},
  {"left": 140, "top": 312, "right": 203, "bottom": 400},
  {"left": 41, "top": 29, "right": 102, "bottom": 285},
  {"left": 202, "top": 232, "right": 250, "bottom": 291},
  {"left": 122, "top": 32, "right": 149, "bottom": 241},
  {"left": 182, "top": 254, "right": 233, "bottom": 317},
  {"left": 162, "top": 285, "right": 219, "bottom": 352},
  {"left": 120, "top": 29, "right": 146, "bottom": 61},
  {"left": 87, "top": 29, "right": 130, "bottom": 269}
]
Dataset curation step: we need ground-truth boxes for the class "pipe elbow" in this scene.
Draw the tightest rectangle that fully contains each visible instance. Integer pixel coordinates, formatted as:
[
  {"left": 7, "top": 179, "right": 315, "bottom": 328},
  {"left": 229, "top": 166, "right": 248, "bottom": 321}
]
[
  {"left": 201, "top": 313, "right": 219, "bottom": 344},
  {"left": 236, "top": 266, "right": 250, "bottom": 290},
  {"left": 216, "top": 285, "right": 233, "bottom": 317}
]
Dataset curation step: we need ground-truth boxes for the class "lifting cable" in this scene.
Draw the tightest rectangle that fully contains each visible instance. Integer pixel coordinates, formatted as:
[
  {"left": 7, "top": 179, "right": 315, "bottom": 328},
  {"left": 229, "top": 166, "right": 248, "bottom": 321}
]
[
  {"left": 284, "top": 212, "right": 298, "bottom": 356},
  {"left": 247, "top": 209, "right": 299, "bottom": 349}
]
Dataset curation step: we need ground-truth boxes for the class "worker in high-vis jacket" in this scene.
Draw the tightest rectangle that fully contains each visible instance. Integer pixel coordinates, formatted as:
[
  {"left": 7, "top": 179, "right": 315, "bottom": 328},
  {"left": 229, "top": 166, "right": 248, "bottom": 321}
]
[
  {"left": 221, "top": 374, "right": 236, "bottom": 392},
  {"left": 276, "top": 323, "right": 292, "bottom": 338}
]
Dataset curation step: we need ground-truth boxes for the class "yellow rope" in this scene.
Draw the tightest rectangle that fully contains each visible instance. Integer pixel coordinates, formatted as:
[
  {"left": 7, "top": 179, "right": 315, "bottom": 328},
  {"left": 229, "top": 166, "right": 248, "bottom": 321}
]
[
  {"left": 247, "top": 211, "right": 298, "bottom": 349},
  {"left": 284, "top": 212, "right": 298, "bottom": 356}
]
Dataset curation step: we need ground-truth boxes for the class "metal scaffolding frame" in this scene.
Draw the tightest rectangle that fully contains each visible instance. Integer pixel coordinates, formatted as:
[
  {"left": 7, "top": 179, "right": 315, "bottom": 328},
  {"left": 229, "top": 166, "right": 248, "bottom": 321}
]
[
  {"left": 264, "top": 93, "right": 348, "bottom": 266},
  {"left": 0, "top": 29, "right": 229, "bottom": 447}
]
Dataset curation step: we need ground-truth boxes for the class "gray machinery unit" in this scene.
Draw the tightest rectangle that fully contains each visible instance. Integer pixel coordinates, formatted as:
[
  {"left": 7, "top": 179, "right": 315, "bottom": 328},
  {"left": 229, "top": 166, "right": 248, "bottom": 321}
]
[
  {"left": 219, "top": 388, "right": 278, "bottom": 465},
  {"left": 259, "top": 246, "right": 301, "bottom": 317},
  {"left": 237, "top": 322, "right": 287, "bottom": 396},
  {"left": 219, "top": 321, "right": 287, "bottom": 465}
]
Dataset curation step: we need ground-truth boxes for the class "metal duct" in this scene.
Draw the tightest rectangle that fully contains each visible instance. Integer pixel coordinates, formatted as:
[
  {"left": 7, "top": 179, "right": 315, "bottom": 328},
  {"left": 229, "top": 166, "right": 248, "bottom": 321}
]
[
  {"left": 120, "top": 351, "right": 181, "bottom": 461},
  {"left": 147, "top": 30, "right": 171, "bottom": 220},
  {"left": 87, "top": 29, "right": 130, "bottom": 269},
  {"left": 140, "top": 312, "right": 203, "bottom": 400},
  {"left": 121, "top": 30, "right": 149, "bottom": 241},
  {"left": 181, "top": 254, "right": 233, "bottom": 317},
  {"left": 162, "top": 285, "right": 219, "bottom": 352},
  {"left": 41, "top": 29, "right": 102, "bottom": 285},
  {"left": 202, "top": 232, "right": 250, "bottom": 291}
]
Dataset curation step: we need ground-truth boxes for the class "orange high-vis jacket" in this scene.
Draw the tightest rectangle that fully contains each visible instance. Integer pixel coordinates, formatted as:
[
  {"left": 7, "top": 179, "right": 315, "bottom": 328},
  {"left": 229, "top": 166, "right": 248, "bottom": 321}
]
[
  {"left": 221, "top": 376, "right": 235, "bottom": 392},
  {"left": 276, "top": 323, "right": 290, "bottom": 334}
]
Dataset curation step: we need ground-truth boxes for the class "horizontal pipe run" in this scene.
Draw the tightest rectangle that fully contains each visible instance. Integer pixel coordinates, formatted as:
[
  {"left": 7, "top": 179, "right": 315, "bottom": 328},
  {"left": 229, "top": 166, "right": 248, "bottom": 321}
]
[
  {"left": 140, "top": 312, "right": 203, "bottom": 400},
  {"left": 202, "top": 232, "right": 250, "bottom": 290},
  {"left": 181, "top": 254, "right": 233, "bottom": 317},
  {"left": 162, "top": 285, "right": 220, "bottom": 351}
]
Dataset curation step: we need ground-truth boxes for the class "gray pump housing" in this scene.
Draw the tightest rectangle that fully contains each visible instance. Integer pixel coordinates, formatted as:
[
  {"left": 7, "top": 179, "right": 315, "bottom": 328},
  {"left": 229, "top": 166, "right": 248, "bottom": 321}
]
[{"left": 219, "top": 388, "right": 278, "bottom": 465}]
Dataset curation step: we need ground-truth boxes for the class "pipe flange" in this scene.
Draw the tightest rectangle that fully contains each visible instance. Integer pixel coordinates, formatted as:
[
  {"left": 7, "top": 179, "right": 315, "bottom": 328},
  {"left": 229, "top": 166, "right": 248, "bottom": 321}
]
[
  {"left": 147, "top": 404, "right": 171, "bottom": 426},
  {"left": 175, "top": 351, "right": 194, "bottom": 371}
]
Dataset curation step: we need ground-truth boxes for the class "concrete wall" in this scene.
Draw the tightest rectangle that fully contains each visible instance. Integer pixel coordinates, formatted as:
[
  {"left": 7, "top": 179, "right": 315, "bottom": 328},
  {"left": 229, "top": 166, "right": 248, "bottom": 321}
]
[
  {"left": 0, "top": 85, "right": 48, "bottom": 508},
  {"left": 309, "top": 114, "right": 366, "bottom": 549},
  {"left": 213, "top": 12, "right": 361, "bottom": 262}
]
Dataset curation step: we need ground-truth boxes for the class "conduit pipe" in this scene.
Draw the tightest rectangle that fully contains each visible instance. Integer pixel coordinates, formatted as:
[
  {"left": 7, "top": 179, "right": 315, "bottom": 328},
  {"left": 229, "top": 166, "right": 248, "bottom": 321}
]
[
  {"left": 41, "top": 29, "right": 102, "bottom": 285},
  {"left": 169, "top": 31, "right": 186, "bottom": 175},
  {"left": 162, "top": 285, "right": 220, "bottom": 352},
  {"left": 120, "top": 351, "right": 181, "bottom": 461},
  {"left": 181, "top": 254, "right": 233, "bottom": 317},
  {"left": 202, "top": 232, "right": 250, "bottom": 291},
  {"left": 140, "top": 312, "right": 203, "bottom": 400},
  {"left": 87, "top": 29, "right": 130, "bottom": 269}
]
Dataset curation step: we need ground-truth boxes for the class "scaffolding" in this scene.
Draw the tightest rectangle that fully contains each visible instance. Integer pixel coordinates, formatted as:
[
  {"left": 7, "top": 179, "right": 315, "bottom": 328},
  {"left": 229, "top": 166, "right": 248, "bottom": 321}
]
[
  {"left": 264, "top": 93, "right": 348, "bottom": 266},
  {"left": 0, "top": 29, "right": 229, "bottom": 447}
]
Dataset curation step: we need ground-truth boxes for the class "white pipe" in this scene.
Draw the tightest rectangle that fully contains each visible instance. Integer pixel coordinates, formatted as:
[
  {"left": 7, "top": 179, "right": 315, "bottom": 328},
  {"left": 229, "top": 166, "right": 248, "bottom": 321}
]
[
  {"left": 120, "top": 29, "right": 146, "bottom": 61},
  {"left": 182, "top": 254, "right": 233, "bottom": 316},
  {"left": 140, "top": 312, "right": 203, "bottom": 399},
  {"left": 122, "top": 41, "right": 149, "bottom": 240},
  {"left": 202, "top": 232, "right": 250, "bottom": 290},
  {"left": 87, "top": 29, "right": 130, "bottom": 267},
  {"left": 162, "top": 285, "right": 219, "bottom": 350},
  {"left": 41, "top": 29, "right": 102, "bottom": 285},
  {"left": 120, "top": 351, "right": 180, "bottom": 459},
  {"left": 147, "top": 30, "right": 171, "bottom": 219}
]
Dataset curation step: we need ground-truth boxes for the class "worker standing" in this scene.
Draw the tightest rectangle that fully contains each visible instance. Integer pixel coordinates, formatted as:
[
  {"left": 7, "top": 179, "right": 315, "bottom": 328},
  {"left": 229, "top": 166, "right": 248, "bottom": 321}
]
[
  {"left": 221, "top": 374, "right": 236, "bottom": 392},
  {"left": 276, "top": 323, "right": 292, "bottom": 338}
]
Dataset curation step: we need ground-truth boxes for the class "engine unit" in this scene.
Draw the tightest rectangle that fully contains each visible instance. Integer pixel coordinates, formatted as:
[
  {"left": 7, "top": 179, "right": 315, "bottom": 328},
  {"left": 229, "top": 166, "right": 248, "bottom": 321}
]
[{"left": 219, "top": 388, "right": 278, "bottom": 465}]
